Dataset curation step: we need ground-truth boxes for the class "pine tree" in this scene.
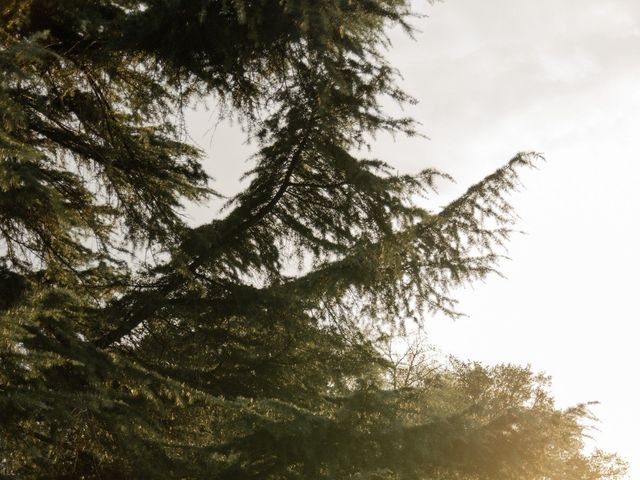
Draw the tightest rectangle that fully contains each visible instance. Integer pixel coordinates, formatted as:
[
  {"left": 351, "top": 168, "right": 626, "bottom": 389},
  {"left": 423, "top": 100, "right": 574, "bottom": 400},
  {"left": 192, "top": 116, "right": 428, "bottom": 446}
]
[{"left": 0, "top": 1, "right": 626, "bottom": 478}]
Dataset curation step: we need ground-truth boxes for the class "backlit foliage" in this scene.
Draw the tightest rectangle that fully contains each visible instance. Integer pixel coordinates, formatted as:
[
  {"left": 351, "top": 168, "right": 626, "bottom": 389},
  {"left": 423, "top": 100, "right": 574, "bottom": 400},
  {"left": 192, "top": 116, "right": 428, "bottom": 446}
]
[{"left": 0, "top": 1, "right": 626, "bottom": 478}]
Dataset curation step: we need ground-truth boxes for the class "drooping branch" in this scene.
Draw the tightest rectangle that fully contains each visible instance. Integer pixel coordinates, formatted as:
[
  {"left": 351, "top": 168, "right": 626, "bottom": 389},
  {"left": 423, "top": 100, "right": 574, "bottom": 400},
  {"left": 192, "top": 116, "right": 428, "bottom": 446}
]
[
  {"left": 93, "top": 123, "right": 314, "bottom": 349},
  {"left": 216, "top": 129, "right": 311, "bottom": 243},
  {"left": 93, "top": 153, "right": 538, "bottom": 349}
]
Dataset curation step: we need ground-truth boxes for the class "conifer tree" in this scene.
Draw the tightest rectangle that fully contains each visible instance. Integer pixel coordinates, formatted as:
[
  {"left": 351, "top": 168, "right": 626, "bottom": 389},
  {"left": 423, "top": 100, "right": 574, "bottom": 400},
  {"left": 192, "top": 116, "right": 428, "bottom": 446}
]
[{"left": 0, "top": 1, "right": 626, "bottom": 478}]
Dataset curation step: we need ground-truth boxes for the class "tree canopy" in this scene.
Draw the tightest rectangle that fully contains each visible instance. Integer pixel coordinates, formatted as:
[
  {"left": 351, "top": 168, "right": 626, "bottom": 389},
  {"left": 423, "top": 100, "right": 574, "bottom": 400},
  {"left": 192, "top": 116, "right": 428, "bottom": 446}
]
[{"left": 0, "top": 1, "right": 626, "bottom": 478}]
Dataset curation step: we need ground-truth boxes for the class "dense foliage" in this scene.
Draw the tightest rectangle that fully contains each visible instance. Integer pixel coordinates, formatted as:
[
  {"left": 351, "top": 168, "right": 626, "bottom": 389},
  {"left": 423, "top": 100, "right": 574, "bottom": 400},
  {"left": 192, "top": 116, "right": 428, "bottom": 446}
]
[{"left": 0, "top": 1, "right": 626, "bottom": 478}]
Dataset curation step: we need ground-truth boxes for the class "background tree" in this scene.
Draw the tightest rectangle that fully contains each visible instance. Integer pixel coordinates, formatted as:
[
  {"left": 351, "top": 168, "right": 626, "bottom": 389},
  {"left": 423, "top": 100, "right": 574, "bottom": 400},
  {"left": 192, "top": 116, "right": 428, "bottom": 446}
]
[{"left": 0, "top": 1, "right": 626, "bottom": 478}]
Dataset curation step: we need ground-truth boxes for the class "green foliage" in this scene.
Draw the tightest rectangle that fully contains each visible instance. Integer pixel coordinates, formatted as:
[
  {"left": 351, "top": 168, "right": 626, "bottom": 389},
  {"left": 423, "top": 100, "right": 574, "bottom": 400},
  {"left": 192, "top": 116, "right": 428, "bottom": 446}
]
[{"left": 0, "top": 1, "right": 626, "bottom": 478}]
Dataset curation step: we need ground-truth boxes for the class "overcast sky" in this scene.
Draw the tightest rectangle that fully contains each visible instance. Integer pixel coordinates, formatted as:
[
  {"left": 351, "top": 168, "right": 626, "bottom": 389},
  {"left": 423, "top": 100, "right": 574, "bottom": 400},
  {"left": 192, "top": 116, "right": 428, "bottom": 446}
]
[{"left": 187, "top": 0, "right": 640, "bottom": 475}]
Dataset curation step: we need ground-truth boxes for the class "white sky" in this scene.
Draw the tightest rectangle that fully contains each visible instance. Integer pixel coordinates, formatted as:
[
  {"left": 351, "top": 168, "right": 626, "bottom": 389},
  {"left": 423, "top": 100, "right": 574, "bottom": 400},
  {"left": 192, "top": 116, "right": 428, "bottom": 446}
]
[{"left": 186, "top": 0, "right": 640, "bottom": 475}]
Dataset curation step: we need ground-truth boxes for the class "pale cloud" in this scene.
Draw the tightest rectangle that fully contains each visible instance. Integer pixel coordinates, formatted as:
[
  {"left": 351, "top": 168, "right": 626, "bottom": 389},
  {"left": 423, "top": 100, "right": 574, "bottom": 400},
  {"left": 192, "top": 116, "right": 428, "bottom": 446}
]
[
  {"left": 400, "top": 1, "right": 640, "bottom": 476},
  {"left": 348, "top": 0, "right": 640, "bottom": 475}
]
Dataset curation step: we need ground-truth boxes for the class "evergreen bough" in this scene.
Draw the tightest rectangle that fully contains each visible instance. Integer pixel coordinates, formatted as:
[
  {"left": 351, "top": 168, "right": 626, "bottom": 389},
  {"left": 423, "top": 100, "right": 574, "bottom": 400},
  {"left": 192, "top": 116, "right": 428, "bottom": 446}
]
[{"left": 0, "top": 1, "right": 626, "bottom": 478}]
